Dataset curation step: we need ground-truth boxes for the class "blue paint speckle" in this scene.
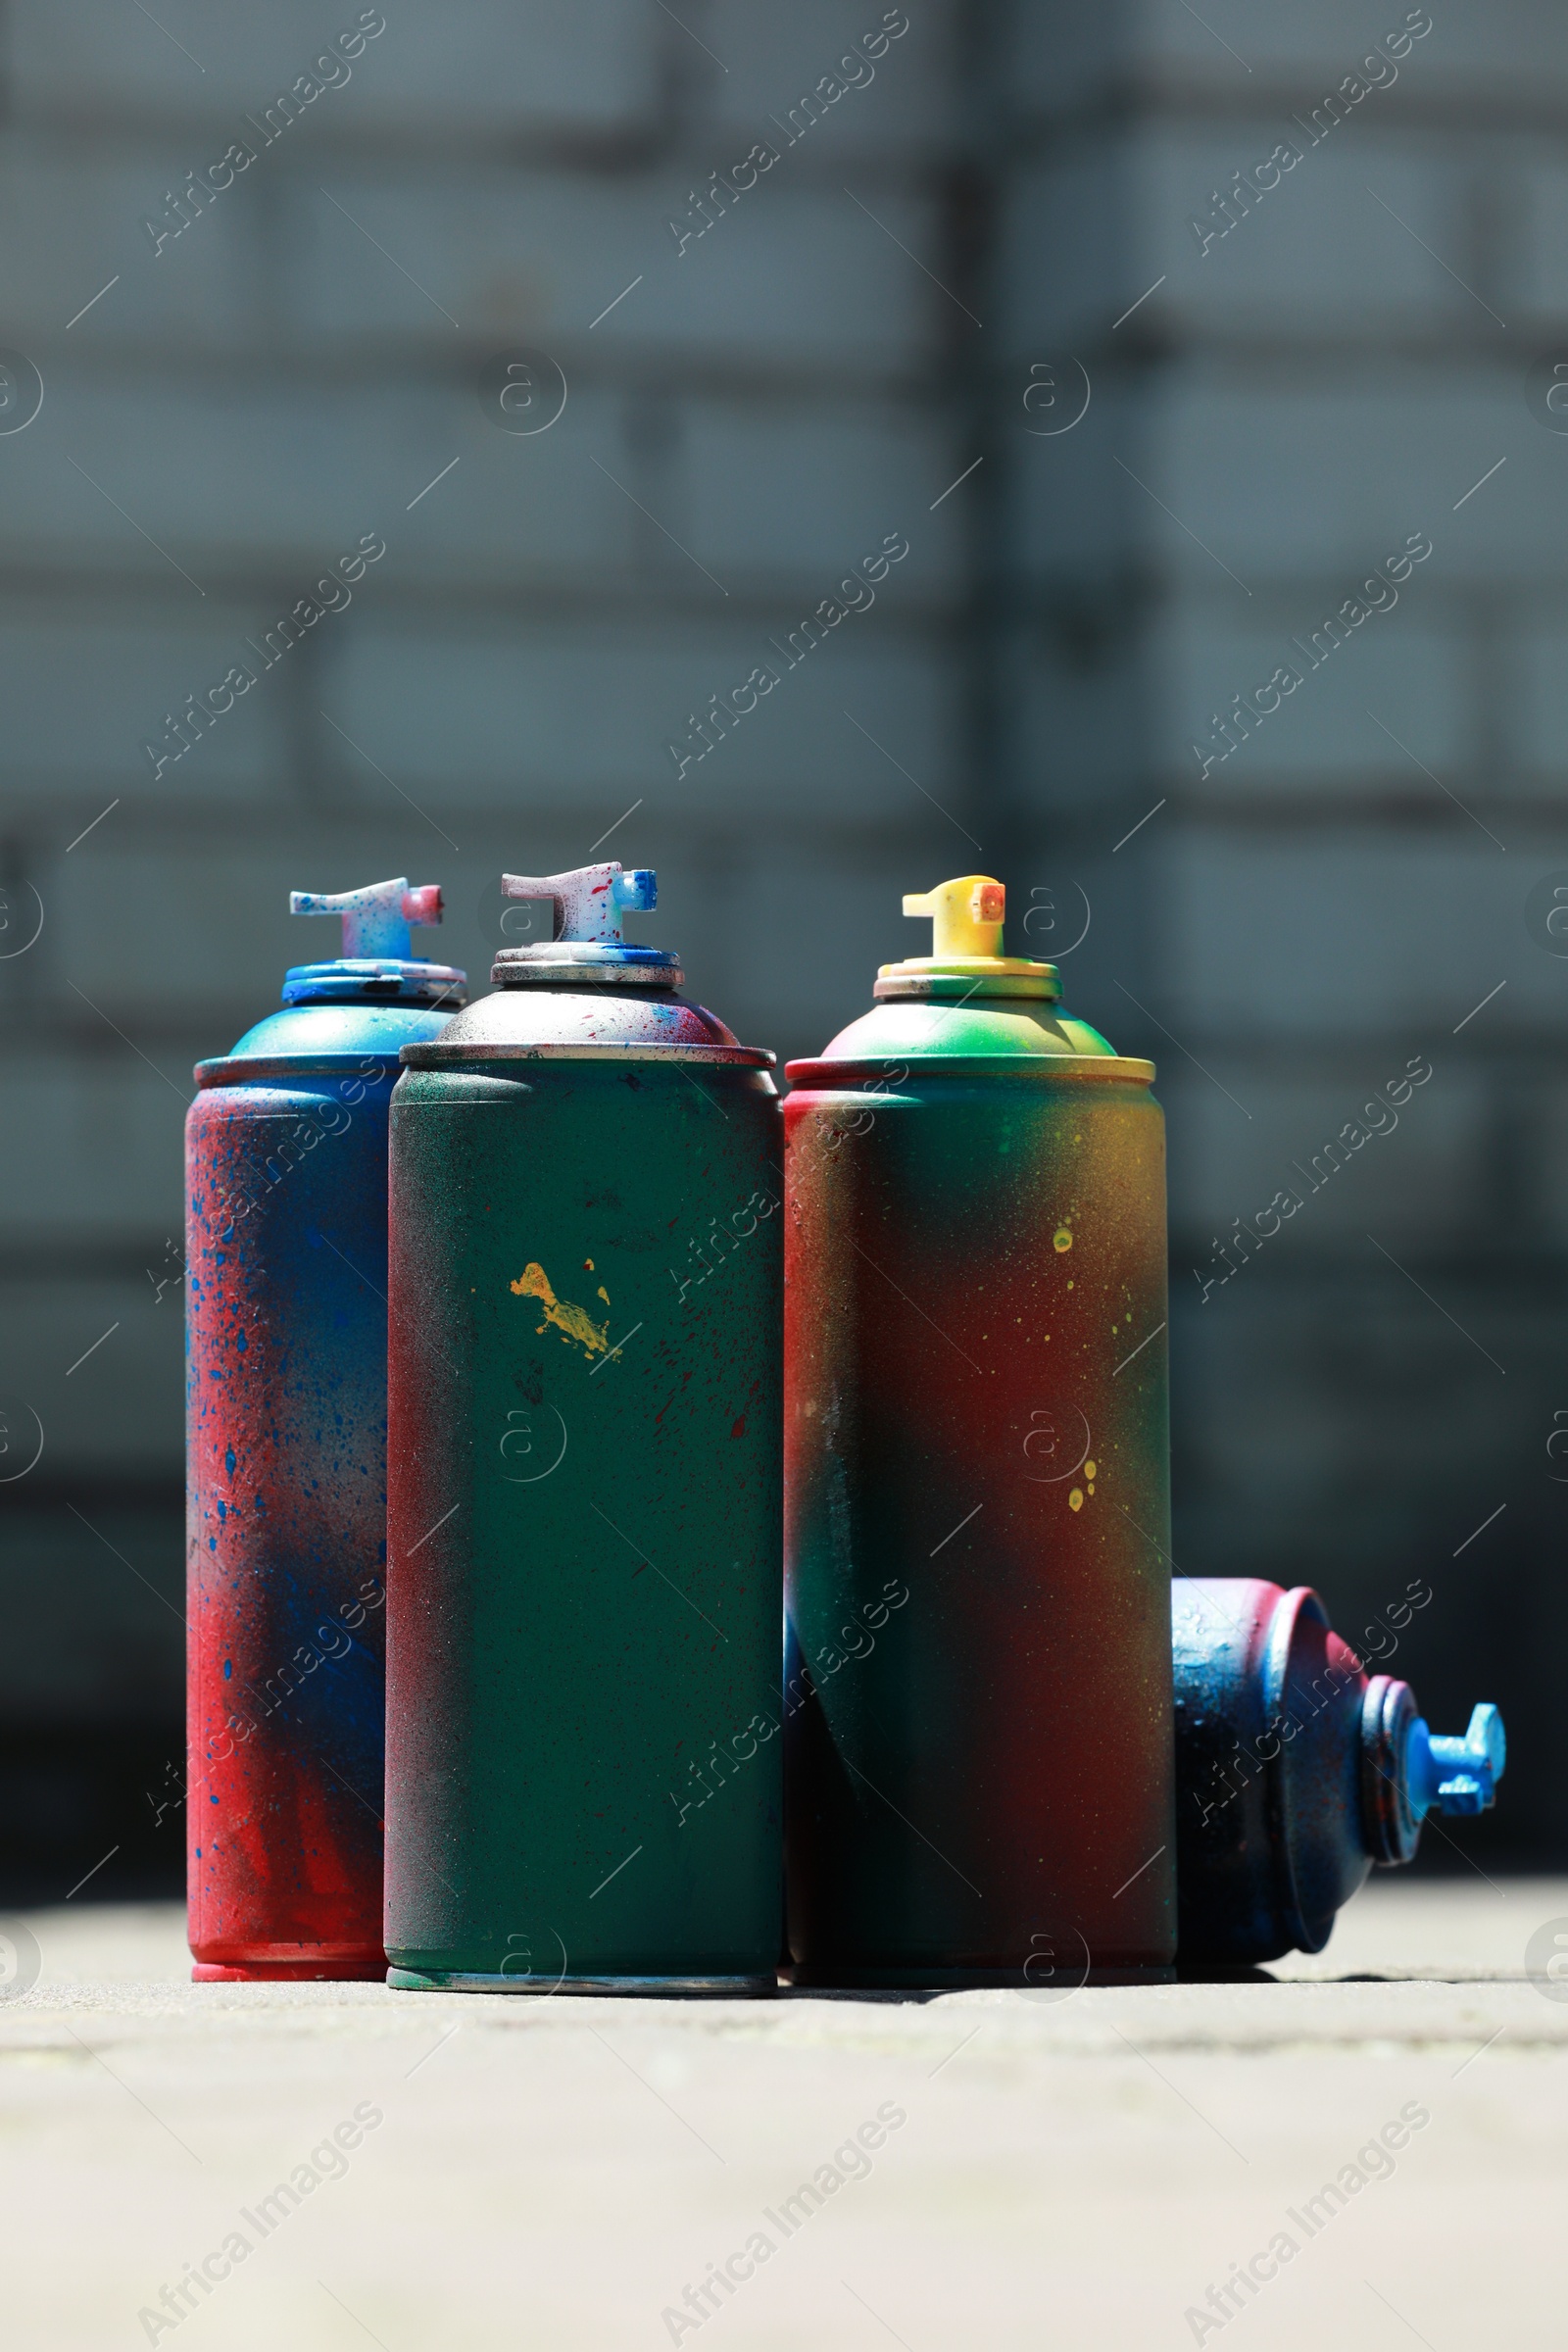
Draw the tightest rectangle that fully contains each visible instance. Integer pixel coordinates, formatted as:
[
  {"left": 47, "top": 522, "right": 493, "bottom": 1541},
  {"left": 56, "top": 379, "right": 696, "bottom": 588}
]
[
  {"left": 222, "top": 1659, "right": 232, "bottom": 1680},
  {"left": 224, "top": 1447, "right": 235, "bottom": 1477}
]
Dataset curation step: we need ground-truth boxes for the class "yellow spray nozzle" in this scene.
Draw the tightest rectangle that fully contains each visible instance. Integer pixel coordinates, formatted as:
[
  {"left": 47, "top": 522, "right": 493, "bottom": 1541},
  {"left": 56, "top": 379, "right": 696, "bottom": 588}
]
[{"left": 902, "top": 876, "right": 1006, "bottom": 961}]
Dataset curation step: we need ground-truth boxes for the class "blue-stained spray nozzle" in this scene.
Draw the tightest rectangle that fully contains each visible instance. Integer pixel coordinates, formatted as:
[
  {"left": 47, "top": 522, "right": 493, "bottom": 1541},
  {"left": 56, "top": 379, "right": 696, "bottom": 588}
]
[
  {"left": 501, "top": 862, "right": 657, "bottom": 946},
  {"left": 1406, "top": 1702, "right": 1506, "bottom": 1819},
  {"left": 281, "top": 879, "right": 463, "bottom": 1008},
  {"left": 290, "top": 878, "right": 445, "bottom": 961}
]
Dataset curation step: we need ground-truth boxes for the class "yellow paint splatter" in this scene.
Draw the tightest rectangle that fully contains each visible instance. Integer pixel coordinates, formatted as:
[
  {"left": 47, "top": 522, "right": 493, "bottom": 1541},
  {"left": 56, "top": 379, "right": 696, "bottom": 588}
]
[
  {"left": 509, "top": 1262, "right": 609, "bottom": 1358},
  {"left": 584, "top": 1257, "right": 595, "bottom": 1271},
  {"left": 1054, "top": 1227, "right": 1073, "bottom": 1253},
  {"left": 1068, "top": 1488, "right": 1084, "bottom": 1511},
  {"left": 1085, "top": 1460, "right": 1097, "bottom": 1481},
  {"left": 597, "top": 1285, "right": 612, "bottom": 1305}
]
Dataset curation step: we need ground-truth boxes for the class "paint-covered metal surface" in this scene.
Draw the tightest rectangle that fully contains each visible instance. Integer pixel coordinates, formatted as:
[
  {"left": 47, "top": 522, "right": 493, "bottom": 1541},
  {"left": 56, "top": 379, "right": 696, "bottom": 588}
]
[
  {"left": 1172, "top": 1576, "right": 1506, "bottom": 1965},
  {"left": 384, "top": 863, "right": 783, "bottom": 1988},
  {"left": 185, "top": 883, "right": 463, "bottom": 1981},
  {"left": 784, "top": 876, "right": 1175, "bottom": 1986}
]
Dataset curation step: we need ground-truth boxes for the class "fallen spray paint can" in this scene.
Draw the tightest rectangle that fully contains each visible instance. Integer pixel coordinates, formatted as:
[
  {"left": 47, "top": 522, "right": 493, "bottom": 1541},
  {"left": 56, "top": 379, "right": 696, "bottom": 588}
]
[
  {"left": 384, "top": 861, "right": 783, "bottom": 1991},
  {"left": 1173, "top": 1577, "right": 1505, "bottom": 1964},
  {"left": 784, "top": 874, "right": 1175, "bottom": 1985},
  {"left": 186, "top": 880, "right": 465, "bottom": 1981}
]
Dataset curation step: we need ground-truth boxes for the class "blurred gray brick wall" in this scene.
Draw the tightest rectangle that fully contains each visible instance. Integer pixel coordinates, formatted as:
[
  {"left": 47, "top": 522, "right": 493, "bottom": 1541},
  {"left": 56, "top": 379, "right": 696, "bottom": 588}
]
[
  {"left": 1000, "top": 0, "right": 1567, "bottom": 1861},
  {"left": 0, "top": 0, "right": 1556, "bottom": 1876},
  {"left": 0, "top": 0, "right": 979, "bottom": 1880}
]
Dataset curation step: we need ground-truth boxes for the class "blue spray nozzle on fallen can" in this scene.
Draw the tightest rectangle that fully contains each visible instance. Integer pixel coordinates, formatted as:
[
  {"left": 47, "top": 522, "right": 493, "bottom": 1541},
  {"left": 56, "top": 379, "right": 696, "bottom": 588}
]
[
  {"left": 1172, "top": 1578, "right": 1505, "bottom": 1966},
  {"left": 1402, "top": 1702, "right": 1505, "bottom": 1820}
]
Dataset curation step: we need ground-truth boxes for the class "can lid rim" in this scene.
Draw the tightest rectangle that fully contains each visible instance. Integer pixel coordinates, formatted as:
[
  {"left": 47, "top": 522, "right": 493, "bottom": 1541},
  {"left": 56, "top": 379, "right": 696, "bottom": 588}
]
[
  {"left": 398, "top": 1041, "right": 776, "bottom": 1069},
  {"left": 782, "top": 1053, "right": 1156, "bottom": 1084},
  {"left": 194, "top": 1052, "right": 406, "bottom": 1088}
]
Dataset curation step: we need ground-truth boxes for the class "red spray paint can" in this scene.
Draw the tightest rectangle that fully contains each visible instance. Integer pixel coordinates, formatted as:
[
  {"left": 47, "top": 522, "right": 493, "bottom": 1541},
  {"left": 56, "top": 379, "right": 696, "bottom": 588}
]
[{"left": 784, "top": 876, "right": 1175, "bottom": 1986}]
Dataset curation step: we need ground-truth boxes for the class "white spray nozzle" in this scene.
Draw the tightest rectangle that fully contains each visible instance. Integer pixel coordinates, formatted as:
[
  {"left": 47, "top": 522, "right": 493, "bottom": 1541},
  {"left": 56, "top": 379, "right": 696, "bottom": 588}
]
[
  {"left": 289, "top": 878, "right": 444, "bottom": 960},
  {"left": 500, "top": 861, "right": 657, "bottom": 945}
]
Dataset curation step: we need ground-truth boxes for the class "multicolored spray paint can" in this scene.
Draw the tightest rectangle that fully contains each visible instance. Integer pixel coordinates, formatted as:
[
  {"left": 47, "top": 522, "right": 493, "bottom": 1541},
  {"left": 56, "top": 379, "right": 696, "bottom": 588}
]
[
  {"left": 384, "top": 861, "right": 782, "bottom": 1991},
  {"left": 784, "top": 875, "right": 1175, "bottom": 1985},
  {"left": 1173, "top": 1577, "right": 1505, "bottom": 1963},
  {"left": 186, "top": 881, "right": 465, "bottom": 1981}
]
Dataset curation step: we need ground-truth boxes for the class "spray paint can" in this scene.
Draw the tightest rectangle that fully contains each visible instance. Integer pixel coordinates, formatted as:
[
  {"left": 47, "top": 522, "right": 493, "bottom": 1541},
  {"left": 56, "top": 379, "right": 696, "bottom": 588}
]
[
  {"left": 784, "top": 875, "right": 1175, "bottom": 1986},
  {"left": 1173, "top": 1577, "right": 1505, "bottom": 1964},
  {"left": 186, "top": 881, "right": 465, "bottom": 1981},
  {"left": 384, "top": 861, "right": 782, "bottom": 1991}
]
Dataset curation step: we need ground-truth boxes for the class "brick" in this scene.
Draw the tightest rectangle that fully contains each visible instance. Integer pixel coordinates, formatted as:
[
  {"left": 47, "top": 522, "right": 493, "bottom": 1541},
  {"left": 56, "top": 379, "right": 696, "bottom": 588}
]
[
  {"left": 1167, "top": 1066, "right": 1487, "bottom": 1253},
  {"left": 1009, "top": 380, "right": 1522, "bottom": 602},
  {"left": 289, "top": 171, "right": 937, "bottom": 369},
  {"left": 996, "top": 150, "right": 1131, "bottom": 356},
  {"left": 0, "top": 1061, "right": 182, "bottom": 1241},
  {"left": 1146, "top": 136, "right": 1473, "bottom": 323},
  {"left": 0, "top": 1273, "right": 183, "bottom": 1475},
  {"left": 0, "top": 374, "right": 626, "bottom": 581},
  {"left": 1517, "top": 1083, "right": 1568, "bottom": 1254},
  {"left": 1053, "top": 0, "right": 1540, "bottom": 102},
  {"left": 1509, "top": 622, "right": 1568, "bottom": 777},
  {"left": 1507, "top": 155, "right": 1568, "bottom": 317},
  {"left": 1006, "top": 630, "right": 1152, "bottom": 808},
  {"left": 1153, "top": 602, "right": 1469, "bottom": 788},
  {"left": 1173, "top": 1281, "right": 1524, "bottom": 1543},
  {"left": 703, "top": 0, "right": 950, "bottom": 159},
  {"left": 0, "top": 142, "right": 251, "bottom": 340},
  {"left": 1158, "top": 385, "right": 1528, "bottom": 588},
  {"left": 48, "top": 837, "right": 408, "bottom": 1014},
  {"left": 1160, "top": 830, "right": 1545, "bottom": 1036},
  {"left": 0, "top": 1500, "right": 182, "bottom": 1721},
  {"left": 670, "top": 405, "right": 955, "bottom": 588},
  {"left": 0, "top": 609, "right": 290, "bottom": 797},
  {"left": 1001, "top": 134, "right": 1470, "bottom": 353},
  {"left": 1003, "top": 3, "right": 1128, "bottom": 115},
  {"left": 1008, "top": 384, "right": 1143, "bottom": 583},
  {"left": 330, "top": 613, "right": 957, "bottom": 815},
  {"left": 8, "top": 0, "right": 657, "bottom": 136}
]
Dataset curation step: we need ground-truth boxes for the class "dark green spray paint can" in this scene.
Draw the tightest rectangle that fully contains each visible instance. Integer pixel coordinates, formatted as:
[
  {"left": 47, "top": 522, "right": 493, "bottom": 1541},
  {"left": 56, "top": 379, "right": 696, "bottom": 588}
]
[{"left": 384, "top": 863, "right": 783, "bottom": 1990}]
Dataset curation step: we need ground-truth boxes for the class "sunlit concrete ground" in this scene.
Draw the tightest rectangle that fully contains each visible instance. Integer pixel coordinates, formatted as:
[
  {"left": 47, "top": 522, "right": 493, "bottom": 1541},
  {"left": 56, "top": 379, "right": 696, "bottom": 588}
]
[{"left": 3, "top": 1877, "right": 1562, "bottom": 2349}]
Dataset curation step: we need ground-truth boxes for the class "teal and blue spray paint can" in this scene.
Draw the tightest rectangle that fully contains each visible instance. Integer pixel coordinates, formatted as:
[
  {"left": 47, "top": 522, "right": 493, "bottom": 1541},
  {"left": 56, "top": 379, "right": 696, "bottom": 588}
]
[{"left": 186, "top": 881, "right": 464, "bottom": 1980}]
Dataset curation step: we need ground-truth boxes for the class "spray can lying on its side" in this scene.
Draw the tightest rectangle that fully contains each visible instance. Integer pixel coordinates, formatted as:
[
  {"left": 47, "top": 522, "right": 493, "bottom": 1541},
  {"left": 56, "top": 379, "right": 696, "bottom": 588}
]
[
  {"left": 186, "top": 881, "right": 465, "bottom": 1982},
  {"left": 385, "top": 861, "right": 783, "bottom": 1992},
  {"left": 1173, "top": 1578, "right": 1506, "bottom": 1965},
  {"left": 785, "top": 875, "right": 1175, "bottom": 1986}
]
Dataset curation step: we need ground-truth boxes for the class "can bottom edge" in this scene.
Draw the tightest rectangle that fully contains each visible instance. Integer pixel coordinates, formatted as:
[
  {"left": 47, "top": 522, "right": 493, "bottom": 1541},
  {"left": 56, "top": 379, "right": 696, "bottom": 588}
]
[
  {"left": 785, "top": 1965, "right": 1178, "bottom": 1990},
  {"left": 386, "top": 1968, "right": 780, "bottom": 1997},
  {"left": 192, "top": 1959, "right": 387, "bottom": 1983}
]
